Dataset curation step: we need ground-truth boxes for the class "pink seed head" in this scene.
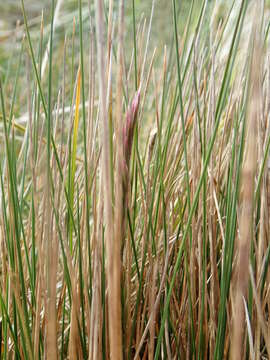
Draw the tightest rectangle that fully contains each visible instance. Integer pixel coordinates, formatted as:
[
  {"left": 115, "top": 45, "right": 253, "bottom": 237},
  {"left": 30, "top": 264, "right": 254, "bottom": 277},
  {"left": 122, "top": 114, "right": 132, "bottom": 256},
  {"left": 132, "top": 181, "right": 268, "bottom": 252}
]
[{"left": 123, "top": 90, "right": 141, "bottom": 167}]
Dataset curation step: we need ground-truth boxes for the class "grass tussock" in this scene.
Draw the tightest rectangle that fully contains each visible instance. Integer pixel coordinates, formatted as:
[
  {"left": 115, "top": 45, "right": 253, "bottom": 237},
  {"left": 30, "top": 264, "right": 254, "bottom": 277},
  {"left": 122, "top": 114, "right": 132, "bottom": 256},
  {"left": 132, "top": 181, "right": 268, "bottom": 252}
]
[{"left": 1, "top": 0, "right": 270, "bottom": 358}]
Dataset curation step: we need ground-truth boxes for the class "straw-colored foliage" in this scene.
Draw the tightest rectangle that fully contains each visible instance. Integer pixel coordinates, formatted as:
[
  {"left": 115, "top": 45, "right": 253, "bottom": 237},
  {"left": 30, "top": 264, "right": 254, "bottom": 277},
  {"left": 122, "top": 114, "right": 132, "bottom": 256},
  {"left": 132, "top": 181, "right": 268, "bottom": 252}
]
[{"left": 1, "top": 0, "right": 270, "bottom": 359}]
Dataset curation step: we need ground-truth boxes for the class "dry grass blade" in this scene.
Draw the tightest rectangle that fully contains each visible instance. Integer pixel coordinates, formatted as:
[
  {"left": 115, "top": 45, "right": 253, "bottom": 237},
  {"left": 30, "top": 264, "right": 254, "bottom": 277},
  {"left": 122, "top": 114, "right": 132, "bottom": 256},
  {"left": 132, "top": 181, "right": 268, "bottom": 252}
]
[
  {"left": 231, "top": 5, "right": 261, "bottom": 358},
  {"left": 95, "top": 0, "right": 122, "bottom": 358}
]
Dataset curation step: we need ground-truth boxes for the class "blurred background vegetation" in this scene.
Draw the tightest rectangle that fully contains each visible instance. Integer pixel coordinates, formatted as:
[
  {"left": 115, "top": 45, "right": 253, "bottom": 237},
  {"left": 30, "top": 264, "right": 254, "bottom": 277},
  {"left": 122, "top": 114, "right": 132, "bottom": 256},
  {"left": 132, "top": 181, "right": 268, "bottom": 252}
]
[
  {"left": 1, "top": 0, "right": 266, "bottom": 122},
  {"left": 2, "top": 0, "right": 270, "bottom": 65},
  {"left": 0, "top": 1, "right": 214, "bottom": 69},
  {"left": 0, "top": 0, "right": 217, "bottom": 122}
]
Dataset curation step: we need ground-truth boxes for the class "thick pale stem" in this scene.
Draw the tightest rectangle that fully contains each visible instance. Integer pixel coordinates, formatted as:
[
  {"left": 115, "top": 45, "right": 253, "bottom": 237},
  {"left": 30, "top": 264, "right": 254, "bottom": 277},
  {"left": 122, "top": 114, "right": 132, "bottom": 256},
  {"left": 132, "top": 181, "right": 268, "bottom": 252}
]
[
  {"left": 231, "top": 9, "right": 261, "bottom": 358},
  {"left": 95, "top": 0, "right": 123, "bottom": 358}
]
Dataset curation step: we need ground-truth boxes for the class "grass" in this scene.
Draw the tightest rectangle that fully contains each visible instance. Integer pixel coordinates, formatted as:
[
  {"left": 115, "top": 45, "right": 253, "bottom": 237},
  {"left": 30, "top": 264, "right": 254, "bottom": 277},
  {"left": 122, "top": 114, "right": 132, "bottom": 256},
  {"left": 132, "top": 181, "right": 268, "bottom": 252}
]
[{"left": 0, "top": 0, "right": 270, "bottom": 358}]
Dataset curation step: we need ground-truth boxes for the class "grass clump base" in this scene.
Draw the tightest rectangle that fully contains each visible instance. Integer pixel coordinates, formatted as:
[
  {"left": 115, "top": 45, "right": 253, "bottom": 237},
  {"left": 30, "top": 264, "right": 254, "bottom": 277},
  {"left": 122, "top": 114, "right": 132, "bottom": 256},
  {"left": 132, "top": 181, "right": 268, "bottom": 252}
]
[{"left": 0, "top": 0, "right": 270, "bottom": 359}]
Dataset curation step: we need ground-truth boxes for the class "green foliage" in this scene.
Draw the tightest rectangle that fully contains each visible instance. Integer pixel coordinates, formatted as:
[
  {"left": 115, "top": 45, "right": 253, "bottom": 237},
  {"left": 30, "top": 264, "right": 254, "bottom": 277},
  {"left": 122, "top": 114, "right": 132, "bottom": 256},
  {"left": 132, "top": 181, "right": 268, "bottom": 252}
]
[{"left": 0, "top": 0, "right": 269, "bottom": 359}]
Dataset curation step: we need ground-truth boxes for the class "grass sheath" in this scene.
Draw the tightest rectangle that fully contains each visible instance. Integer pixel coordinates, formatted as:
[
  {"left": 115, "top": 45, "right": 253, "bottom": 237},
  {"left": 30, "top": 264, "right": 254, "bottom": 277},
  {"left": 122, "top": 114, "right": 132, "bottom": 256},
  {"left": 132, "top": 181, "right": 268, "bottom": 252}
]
[{"left": 231, "top": 6, "right": 261, "bottom": 358}]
